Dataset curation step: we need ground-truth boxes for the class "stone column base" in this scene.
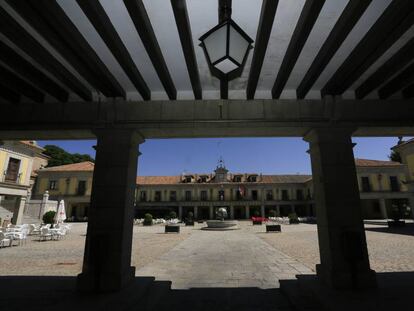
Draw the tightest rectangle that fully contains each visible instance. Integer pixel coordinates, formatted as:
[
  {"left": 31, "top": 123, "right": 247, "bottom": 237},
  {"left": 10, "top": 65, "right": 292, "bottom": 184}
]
[
  {"left": 316, "top": 264, "right": 377, "bottom": 290},
  {"left": 77, "top": 266, "right": 136, "bottom": 292}
]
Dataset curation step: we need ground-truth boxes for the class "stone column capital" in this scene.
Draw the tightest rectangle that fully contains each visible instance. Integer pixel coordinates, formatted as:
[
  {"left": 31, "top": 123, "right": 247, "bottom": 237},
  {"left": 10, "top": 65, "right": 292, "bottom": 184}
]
[
  {"left": 303, "top": 126, "right": 357, "bottom": 144},
  {"left": 92, "top": 128, "right": 145, "bottom": 145}
]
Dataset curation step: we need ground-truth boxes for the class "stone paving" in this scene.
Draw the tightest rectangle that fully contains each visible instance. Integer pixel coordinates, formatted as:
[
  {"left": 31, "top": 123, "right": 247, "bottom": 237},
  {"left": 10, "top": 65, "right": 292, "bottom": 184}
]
[{"left": 136, "top": 223, "right": 313, "bottom": 289}]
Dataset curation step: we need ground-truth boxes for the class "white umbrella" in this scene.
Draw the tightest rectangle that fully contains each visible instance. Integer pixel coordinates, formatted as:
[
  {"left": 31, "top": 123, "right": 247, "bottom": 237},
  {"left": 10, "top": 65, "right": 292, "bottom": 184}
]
[{"left": 55, "top": 200, "right": 67, "bottom": 224}]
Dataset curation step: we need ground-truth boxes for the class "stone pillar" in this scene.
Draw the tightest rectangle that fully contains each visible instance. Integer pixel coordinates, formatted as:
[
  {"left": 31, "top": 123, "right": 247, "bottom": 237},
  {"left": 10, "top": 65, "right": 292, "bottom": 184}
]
[
  {"left": 304, "top": 127, "right": 376, "bottom": 290},
  {"left": 261, "top": 205, "right": 265, "bottom": 217},
  {"left": 229, "top": 205, "right": 234, "bottom": 219},
  {"left": 178, "top": 206, "right": 183, "bottom": 220},
  {"left": 245, "top": 206, "right": 250, "bottom": 219},
  {"left": 77, "top": 129, "right": 143, "bottom": 292},
  {"left": 12, "top": 196, "right": 26, "bottom": 225},
  {"left": 194, "top": 206, "right": 198, "bottom": 220},
  {"left": 379, "top": 198, "right": 388, "bottom": 219},
  {"left": 209, "top": 206, "right": 214, "bottom": 219},
  {"left": 40, "top": 191, "right": 49, "bottom": 218}
]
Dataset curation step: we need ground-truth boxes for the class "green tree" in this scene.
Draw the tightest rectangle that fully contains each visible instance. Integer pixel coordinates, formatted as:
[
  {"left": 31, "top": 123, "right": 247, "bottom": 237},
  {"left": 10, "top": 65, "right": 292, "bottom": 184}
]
[
  {"left": 43, "top": 145, "right": 94, "bottom": 167},
  {"left": 389, "top": 150, "right": 402, "bottom": 163}
]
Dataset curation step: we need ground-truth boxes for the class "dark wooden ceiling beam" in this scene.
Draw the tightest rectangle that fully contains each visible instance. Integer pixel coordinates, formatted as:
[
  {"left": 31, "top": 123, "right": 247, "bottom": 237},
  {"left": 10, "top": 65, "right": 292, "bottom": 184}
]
[
  {"left": 402, "top": 84, "right": 414, "bottom": 99},
  {"left": 0, "top": 41, "right": 69, "bottom": 102},
  {"left": 0, "top": 6, "right": 92, "bottom": 101},
  {"left": 378, "top": 62, "right": 414, "bottom": 99},
  {"left": 271, "top": 0, "right": 325, "bottom": 99},
  {"left": 76, "top": 0, "right": 151, "bottom": 100},
  {"left": 0, "top": 84, "right": 20, "bottom": 104},
  {"left": 0, "top": 64, "right": 45, "bottom": 103},
  {"left": 296, "top": 0, "right": 371, "bottom": 99},
  {"left": 171, "top": 0, "right": 202, "bottom": 100},
  {"left": 322, "top": 1, "right": 414, "bottom": 97},
  {"left": 355, "top": 37, "right": 414, "bottom": 99},
  {"left": 123, "top": 0, "right": 177, "bottom": 100},
  {"left": 7, "top": 0, "right": 125, "bottom": 98},
  {"left": 246, "top": 0, "right": 279, "bottom": 100}
]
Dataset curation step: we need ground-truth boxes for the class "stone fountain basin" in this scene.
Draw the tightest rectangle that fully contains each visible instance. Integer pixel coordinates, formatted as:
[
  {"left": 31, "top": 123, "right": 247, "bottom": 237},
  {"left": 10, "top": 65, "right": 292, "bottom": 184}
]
[{"left": 202, "top": 220, "right": 239, "bottom": 231}]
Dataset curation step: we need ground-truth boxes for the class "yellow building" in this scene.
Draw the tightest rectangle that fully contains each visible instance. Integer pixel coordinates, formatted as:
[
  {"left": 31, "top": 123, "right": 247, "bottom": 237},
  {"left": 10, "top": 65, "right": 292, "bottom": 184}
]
[
  {"left": 135, "top": 158, "right": 413, "bottom": 220},
  {"left": 0, "top": 140, "right": 47, "bottom": 224},
  {"left": 34, "top": 161, "right": 94, "bottom": 221}
]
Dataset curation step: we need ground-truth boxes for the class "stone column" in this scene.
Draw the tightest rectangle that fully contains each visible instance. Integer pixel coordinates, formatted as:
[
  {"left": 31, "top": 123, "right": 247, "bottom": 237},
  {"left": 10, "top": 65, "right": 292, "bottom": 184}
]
[
  {"left": 379, "top": 198, "right": 388, "bottom": 219},
  {"left": 209, "top": 205, "right": 214, "bottom": 219},
  {"left": 230, "top": 205, "right": 234, "bottom": 219},
  {"left": 77, "top": 129, "right": 144, "bottom": 292},
  {"left": 245, "top": 206, "right": 250, "bottom": 219},
  {"left": 12, "top": 196, "right": 26, "bottom": 225},
  {"left": 178, "top": 206, "right": 183, "bottom": 220},
  {"left": 261, "top": 205, "right": 265, "bottom": 217},
  {"left": 304, "top": 127, "right": 376, "bottom": 289},
  {"left": 193, "top": 206, "right": 198, "bottom": 220}
]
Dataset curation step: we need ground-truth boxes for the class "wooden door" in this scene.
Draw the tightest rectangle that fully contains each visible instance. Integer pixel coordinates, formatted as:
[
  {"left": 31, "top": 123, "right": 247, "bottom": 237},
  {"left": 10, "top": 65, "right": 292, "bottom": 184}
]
[{"left": 5, "top": 158, "right": 20, "bottom": 182}]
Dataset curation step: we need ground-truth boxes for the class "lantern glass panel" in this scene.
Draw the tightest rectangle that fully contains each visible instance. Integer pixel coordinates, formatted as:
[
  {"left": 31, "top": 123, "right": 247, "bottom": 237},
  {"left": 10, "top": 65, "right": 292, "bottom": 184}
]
[
  {"left": 229, "top": 25, "right": 249, "bottom": 64},
  {"left": 215, "top": 58, "right": 238, "bottom": 74},
  {"left": 203, "top": 24, "right": 227, "bottom": 64}
]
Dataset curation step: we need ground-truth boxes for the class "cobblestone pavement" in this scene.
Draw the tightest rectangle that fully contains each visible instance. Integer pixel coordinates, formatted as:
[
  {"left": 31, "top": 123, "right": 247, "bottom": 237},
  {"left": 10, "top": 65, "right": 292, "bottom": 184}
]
[
  {"left": 258, "top": 222, "right": 414, "bottom": 273},
  {"left": 0, "top": 223, "right": 190, "bottom": 276},
  {"left": 136, "top": 223, "right": 312, "bottom": 289}
]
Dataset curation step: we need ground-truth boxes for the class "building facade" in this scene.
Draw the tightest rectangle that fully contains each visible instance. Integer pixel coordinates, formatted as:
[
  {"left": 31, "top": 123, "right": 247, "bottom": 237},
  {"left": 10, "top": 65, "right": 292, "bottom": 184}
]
[
  {"left": 34, "top": 161, "right": 94, "bottom": 221},
  {"left": 136, "top": 158, "right": 413, "bottom": 220},
  {"left": 0, "top": 140, "right": 47, "bottom": 224}
]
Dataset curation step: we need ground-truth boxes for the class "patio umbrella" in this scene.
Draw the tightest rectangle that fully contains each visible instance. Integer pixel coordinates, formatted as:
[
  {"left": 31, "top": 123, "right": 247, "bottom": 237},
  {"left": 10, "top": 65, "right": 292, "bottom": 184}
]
[{"left": 54, "top": 200, "right": 67, "bottom": 224}]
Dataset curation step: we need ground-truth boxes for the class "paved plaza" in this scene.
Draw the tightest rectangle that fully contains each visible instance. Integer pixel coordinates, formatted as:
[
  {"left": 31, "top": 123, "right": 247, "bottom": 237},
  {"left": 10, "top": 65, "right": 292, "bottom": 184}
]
[{"left": 1, "top": 221, "right": 413, "bottom": 282}]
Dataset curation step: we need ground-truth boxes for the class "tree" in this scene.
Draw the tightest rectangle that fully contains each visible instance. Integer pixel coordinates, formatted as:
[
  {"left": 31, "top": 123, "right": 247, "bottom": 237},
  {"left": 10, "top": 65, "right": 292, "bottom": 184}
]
[
  {"left": 43, "top": 145, "right": 94, "bottom": 167},
  {"left": 389, "top": 150, "right": 402, "bottom": 163}
]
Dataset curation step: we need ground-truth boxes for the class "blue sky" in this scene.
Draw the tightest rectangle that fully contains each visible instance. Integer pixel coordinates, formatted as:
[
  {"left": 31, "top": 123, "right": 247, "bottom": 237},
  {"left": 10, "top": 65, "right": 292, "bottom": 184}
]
[{"left": 37, "top": 137, "right": 402, "bottom": 176}]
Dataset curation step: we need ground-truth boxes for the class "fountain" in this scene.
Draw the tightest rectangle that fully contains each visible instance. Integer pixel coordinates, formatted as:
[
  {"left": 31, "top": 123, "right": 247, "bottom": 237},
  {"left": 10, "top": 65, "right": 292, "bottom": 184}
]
[{"left": 203, "top": 207, "right": 239, "bottom": 230}]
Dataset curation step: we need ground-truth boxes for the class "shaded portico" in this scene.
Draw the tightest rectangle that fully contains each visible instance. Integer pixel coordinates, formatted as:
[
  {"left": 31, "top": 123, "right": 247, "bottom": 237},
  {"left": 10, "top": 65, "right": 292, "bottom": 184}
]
[{"left": 1, "top": 0, "right": 413, "bottom": 294}]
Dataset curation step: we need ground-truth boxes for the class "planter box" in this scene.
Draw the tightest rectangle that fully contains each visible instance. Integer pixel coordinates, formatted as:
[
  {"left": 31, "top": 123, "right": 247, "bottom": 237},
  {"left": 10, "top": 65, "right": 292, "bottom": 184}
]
[
  {"left": 185, "top": 221, "right": 194, "bottom": 226},
  {"left": 143, "top": 222, "right": 152, "bottom": 226},
  {"left": 289, "top": 219, "right": 299, "bottom": 224},
  {"left": 252, "top": 220, "right": 262, "bottom": 225},
  {"left": 387, "top": 220, "right": 406, "bottom": 227},
  {"left": 165, "top": 225, "right": 180, "bottom": 233},
  {"left": 266, "top": 224, "right": 281, "bottom": 232}
]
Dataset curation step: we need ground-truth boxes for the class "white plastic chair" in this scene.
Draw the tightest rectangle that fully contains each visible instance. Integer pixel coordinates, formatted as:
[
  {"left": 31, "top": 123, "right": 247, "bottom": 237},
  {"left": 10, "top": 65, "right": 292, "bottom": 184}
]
[
  {"left": 39, "top": 227, "right": 52, "bottom": 241},
  {"left": 0, "top": 232, "right": 11, "bottom": 248}
]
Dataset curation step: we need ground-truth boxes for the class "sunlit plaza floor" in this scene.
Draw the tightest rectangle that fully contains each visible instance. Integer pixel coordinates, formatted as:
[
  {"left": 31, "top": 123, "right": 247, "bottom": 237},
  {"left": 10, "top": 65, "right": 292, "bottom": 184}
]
[{"left": 1, "top": 220, "right": 413, "bottom": 283}]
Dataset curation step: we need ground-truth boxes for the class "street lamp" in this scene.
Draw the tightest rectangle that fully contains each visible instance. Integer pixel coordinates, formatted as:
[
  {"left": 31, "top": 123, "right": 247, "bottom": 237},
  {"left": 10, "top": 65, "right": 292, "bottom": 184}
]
[{"left": 199, "top": 18, "right": 253, "bottom": 81}]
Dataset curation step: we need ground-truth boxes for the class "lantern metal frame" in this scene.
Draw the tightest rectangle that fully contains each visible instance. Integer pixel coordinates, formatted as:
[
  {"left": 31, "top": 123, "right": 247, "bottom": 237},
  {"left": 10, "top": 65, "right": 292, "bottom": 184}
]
[{"left": 199, "top": 19, "right": 253, "bottom": 81}]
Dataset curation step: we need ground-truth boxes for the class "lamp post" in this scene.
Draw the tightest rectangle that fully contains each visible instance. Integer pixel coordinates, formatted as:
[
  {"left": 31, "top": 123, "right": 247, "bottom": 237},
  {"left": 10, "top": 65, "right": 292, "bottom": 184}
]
[{"left": 199, "top": 0, "right": 253, "bottom": 98}]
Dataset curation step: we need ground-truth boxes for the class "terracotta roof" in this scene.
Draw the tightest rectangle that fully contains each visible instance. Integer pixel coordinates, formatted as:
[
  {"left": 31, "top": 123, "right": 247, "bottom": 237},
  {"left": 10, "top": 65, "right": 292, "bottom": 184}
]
[
  {"left": 19, "top": 141, "right": 45, "bottom": 151},
  {"left": 136, "top": 174, "right": 312, "bottom": 185},
  {"left": 137, "top": 176, "right": 182, "bottom": 185},
  {"left": 38, "top": 161, "right": 95, "bottom": 172},
  {"left": 355, "top": 158, "right": 402, "bottom": 167},
  {"left": 261, "top": 175, "right": 312, "bottom": 183},
  {"left": 391, "top": 138, "right": 414, "bottom": 149}
]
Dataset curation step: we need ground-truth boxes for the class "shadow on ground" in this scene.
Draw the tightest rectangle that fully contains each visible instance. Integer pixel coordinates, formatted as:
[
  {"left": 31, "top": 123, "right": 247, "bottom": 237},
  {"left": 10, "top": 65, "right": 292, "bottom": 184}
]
[
  {"left": 2, "top": 272, "right": 414, "bottom": 311},
  {"left": 0, "top": 276, "right": 293, "bottom": 311},
  {"left": 280, "top": 271, "right": 414, "bottom": 311},
  {"left": 365, "top": 223, "right": 414, "bottom": 236}
]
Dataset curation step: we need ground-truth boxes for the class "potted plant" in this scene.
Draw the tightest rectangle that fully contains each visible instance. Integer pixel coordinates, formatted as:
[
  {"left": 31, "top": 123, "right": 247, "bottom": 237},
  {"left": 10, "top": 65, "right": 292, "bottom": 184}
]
[
  {"left": 288, "top": 212, "right": 299, "bottom": 224},
  {"left": 388, "top": 204, "right": 405, "bottom": 227},
  {"left": 168, "top": 211, "right": 177, "bottom": 220},
  {"left": 185, "top": 211, "right": 194, "bottom": 226},
  {"left": 43, "top": 211, "right": 56, "bottom": 228},
  {"left": 143, "top": 213, "right": 153, "bottom": 226}
]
